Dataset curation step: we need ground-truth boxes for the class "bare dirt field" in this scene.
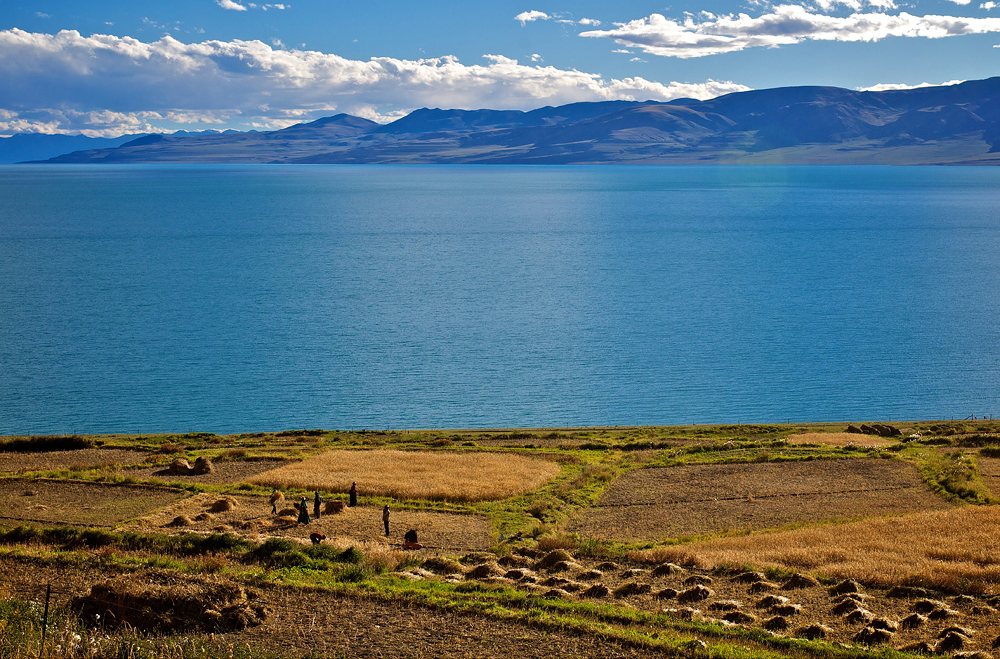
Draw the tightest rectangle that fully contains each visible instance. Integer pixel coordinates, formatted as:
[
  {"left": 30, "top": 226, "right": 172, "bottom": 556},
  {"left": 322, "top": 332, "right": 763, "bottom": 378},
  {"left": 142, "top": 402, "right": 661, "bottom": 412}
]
[
  {"left": 0, "top": 449, "right": 150, "bottom": 474},
  {"left": 569, "top": 459, "right": 950, "bottom": 541},
  {"left": 121, "top": 492, "right": 495, "bottom": 551},
  {"left": 977, "top": 456, "right": 1000, "bottom": 497},
  {"left": 125, "top": 459, "right": 288, "bottom": 485},
  {"left": 0, "top": 479, "right": 186, "bottom": 527},
  {"left": 786, "top": 433, "right": 897, "bottom": 448}
]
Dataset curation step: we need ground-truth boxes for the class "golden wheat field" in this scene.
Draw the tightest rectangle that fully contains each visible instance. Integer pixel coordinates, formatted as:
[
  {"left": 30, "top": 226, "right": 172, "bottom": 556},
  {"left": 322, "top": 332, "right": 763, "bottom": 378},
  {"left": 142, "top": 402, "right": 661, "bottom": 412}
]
[
  {"left": 631, "top": 505, "right": 1000, "bottom": 592},
  {"left": 247, "top": 449, "right": 561, "bottom": 502}
]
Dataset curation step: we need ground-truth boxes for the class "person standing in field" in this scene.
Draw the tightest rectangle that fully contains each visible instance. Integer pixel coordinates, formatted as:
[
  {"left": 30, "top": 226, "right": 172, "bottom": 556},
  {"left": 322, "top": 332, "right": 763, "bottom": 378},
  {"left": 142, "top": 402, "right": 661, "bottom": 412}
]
[
  {"left": 349, "top": 482, "right": 358, "bottom": 507},
  {"left": 298, "top": 496, "right": 310, "bottom": 525},
  {"left": 313, "top": 491, "right": 322, "bottom": 519},
  {"left": 382, "top": 504, "right": 390, "bottom": 537}
]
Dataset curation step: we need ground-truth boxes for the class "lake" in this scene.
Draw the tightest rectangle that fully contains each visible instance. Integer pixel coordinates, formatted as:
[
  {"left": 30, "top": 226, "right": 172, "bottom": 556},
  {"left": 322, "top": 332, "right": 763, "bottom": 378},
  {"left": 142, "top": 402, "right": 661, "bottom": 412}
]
[{"left": 1, "top": 164, "right": 998, "bottom": 434}]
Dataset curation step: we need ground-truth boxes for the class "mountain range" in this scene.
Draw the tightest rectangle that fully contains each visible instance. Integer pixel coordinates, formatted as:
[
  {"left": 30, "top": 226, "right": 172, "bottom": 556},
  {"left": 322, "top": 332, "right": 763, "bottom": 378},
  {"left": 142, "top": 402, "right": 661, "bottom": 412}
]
[{"left": 28, "top": 77, "right": 1000, "bottom": 165}]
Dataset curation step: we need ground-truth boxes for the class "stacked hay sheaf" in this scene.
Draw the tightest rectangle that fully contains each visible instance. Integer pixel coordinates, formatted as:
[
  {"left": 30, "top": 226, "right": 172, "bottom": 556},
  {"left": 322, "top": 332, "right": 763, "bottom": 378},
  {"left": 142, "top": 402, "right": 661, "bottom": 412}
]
[
  {"left": 167, "top": 456, "right": 214, "bottom": 475},
  {"left": 208, "top": 496, "right": 238, "bottom": 513},
  {"left": 72, "top": 570, "right": 267, "bottom": 632}
]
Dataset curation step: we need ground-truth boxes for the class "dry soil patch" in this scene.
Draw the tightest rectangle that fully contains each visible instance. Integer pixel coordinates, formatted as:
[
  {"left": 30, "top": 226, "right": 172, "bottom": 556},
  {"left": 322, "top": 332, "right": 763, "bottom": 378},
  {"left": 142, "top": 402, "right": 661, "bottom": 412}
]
[
  {"left": 0, "top": 449, "right": 150, "bottom": 473},
  {"left": 977, "top": 457, "right": 1000, "bottom": 497},
  {"left": 570, "top": 459, "right": 948, "bottom": 541},
  {"left": 122, "top": 493, "right": 494, "bottom": 551},
  {"left": 0, "top": 479, "right": 185, "bottom": 527}
]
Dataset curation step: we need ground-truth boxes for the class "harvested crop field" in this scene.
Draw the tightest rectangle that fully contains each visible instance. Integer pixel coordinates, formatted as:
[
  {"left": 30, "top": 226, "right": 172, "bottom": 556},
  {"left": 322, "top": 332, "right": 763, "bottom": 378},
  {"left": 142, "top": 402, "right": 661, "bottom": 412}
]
[
  {"left": 0, "top": 558, "right": 678, "bottom": 659},
  {"left": 632, "top": 505, "right": 1000, "bottom": 592},
  {"left": 569, "top": 459, "right": 950, "bottom": 541},
  {"left": 122, "top": 492, "right": 495, "bottom": 550},
  {"left": 0, "top": 449, "right": 150, "bottom": 473},
  {"left": 247, "top": 449, "right": 561, "bottom": 502},
  {"left": 125, "top": 458, "right": 288, "bottom": 485},
  {"left": 786, "top": 432, "right": 897, "bottom": 448},
  {"left": 0, "top": 479, "right": 185, "bottom": 527}
]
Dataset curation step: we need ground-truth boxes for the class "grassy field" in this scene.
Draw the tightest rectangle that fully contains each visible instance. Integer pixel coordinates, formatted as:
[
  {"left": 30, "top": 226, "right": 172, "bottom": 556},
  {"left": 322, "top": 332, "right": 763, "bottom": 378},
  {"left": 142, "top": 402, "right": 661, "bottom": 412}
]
[{"left": 2, "top": 420, "right": 1000, "bottom": 658}]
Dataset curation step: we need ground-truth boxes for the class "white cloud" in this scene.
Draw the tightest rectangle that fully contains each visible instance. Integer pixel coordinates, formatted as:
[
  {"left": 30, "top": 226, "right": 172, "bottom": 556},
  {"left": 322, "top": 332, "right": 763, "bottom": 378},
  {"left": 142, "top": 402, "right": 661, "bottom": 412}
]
[
  {"left": 217, "top": 0, "right": 248, "bottom": 10},
  {"left": 983, "top": 1, "right": 998, "bottom": 8},
  {"left": 944, "top": 0, "right": 972, "bottom": 4},
  {"left": 580, "top": 6, "right": 1000, "bottom": 57},
  {"left": 858, "top": 79, "right": 965, "bottom": 91},
  {"left": 530, "top": 53, "right": 543, "bottom": 61},
  {"left": 0, "top": 29, "right": 750, "bottom": 135},
  {"left": 578, "top": 18, "right": 601, "bottom": 26},
  {"left": 515, "top": 10, "right": 550, "bottom": 25},
  {"left": 35, "top": 12, "right": 50, "bottom": 19}
]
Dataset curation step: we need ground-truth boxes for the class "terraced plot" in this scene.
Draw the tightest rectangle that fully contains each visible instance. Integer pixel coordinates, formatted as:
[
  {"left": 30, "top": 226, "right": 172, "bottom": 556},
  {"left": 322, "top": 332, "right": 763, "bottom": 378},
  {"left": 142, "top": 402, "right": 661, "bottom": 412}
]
[
  {"left": 0, "top": 479, "right": 185, "bottom": 527},
  {"left": 570, "top": 459, "right": 950, "bottom": 541}
]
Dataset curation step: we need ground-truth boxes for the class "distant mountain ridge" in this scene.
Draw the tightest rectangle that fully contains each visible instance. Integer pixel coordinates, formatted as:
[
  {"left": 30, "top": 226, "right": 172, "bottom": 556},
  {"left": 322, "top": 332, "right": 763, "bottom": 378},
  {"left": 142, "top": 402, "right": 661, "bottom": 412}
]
[{"left": 33, "top": 77, "right": 1000, "bottom": 165}]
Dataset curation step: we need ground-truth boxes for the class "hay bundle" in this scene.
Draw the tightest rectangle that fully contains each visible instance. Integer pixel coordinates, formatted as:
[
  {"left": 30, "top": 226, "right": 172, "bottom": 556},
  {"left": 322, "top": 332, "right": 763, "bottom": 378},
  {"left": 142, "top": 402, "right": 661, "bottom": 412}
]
[
  {"left": 192, "top": 456, "right": 214, "bottom": 475},
  {"left": 324, "top": 500, "right": 346, "bottom": 514},
  {"left": 269, "top": 491, "right": 284, "bottom": 506},
  {"left": 422, "top": 557, "right": 464, "bottom": 576},
  {"left": 722, "top": 611, "right": 757, "bottom": 625},
  {"left": 613, "top": 582, "right": 651, "bottom": 598},
  {"left": 853, "top": 626, "right": 894, "bottom": 645},
  {"left": 581, "top": 584, "right": 610, "bottom": 598},
  {"left": 194, "top": 512, "right": 214, "bottom": 522},
  {"left": 208, "top": 496, "right": 238, "bottom": 513},
  {"left": 677, "top": 585, "right": 714, "bottom": 603},
  {"left": 534, "top": 549, "right": 574, "bottom": 570},
  {"left": 72, "top": 570, "right": 267, "bottom": 632},
  {"left": 167, "top": 515, "right": 194, "bottom": 527},
  {"left": 651, "top": 563, "right": 686, "bottom": 577},
  {"left": 763, "top": 616, "right": 789, "bottom": 631},
  {"left": 277, "top": 507, "right": 298, "bottom": 518},
  {"left": 168, "top": 458, "right": 193, "bottom": 475},
  {"left": 466, "top": 563, "right": 502, "bottom": 580},
  {"left": 782, "top": 573, "right": 821, "bottom": 589}
]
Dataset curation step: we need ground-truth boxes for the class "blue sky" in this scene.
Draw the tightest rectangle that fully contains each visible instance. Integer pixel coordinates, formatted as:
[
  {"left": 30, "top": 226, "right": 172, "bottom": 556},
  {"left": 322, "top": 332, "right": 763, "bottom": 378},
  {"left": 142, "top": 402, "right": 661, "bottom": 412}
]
[{"left": 1, "top": 0, "right": 999, "bottom": 135}]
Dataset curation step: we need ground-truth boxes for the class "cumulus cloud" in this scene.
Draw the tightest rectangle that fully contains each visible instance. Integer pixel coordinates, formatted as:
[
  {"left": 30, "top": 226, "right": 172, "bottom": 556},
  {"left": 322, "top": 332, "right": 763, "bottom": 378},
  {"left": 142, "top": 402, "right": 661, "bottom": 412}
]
[
  {"left": 983, "top": 2, "right": 998, "bottom": 8},
  {"left": 580, "top": 6, "right": 1000, "bottom": 58},
  {"left": 515, "top": 10, "right": 550, "bottom": 25},
  {"left": 578, "top": 18, "right": 601, "bottom": 26},
  {"left": 0, "top": 29, "right": 750, "bottom": 135},
  {"left": 217, "top": 0, "right": 248, "bottom": 10},
  {"left": 858, "top": 79, "right": 965, "bottom": 91}
]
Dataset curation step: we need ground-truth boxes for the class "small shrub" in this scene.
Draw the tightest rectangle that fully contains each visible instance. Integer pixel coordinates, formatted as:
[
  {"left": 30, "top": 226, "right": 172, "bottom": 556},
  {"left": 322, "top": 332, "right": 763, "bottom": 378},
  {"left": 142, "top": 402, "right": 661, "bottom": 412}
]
[{"left": 159, "top": 442, "right": 184, "bottom": 454}]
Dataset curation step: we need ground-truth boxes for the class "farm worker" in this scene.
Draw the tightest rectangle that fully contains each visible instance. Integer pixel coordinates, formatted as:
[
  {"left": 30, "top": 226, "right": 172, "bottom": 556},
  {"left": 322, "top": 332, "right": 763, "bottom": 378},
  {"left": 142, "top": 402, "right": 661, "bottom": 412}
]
[
  {"left": 298, "top": 496, "right": 310, "bottom": 525},
  {"left": 403, "top": 529, "right": 422, "bottom": 550},
  {"left": 382, "top": 505, "right": 390, "bottom": 537},
  {"left": 349, "top": 482, "right": 358, "bottom": 507},
  {"left": 313, "top": 491, "right": 323, "bottom": 519}
]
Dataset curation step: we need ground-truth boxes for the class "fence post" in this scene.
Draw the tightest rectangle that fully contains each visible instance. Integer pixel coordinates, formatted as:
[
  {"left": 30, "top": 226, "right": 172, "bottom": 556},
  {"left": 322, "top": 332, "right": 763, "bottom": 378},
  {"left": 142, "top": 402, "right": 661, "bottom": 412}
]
[{"left": 41, "top": 583, "right": 51, "bottom": 650}]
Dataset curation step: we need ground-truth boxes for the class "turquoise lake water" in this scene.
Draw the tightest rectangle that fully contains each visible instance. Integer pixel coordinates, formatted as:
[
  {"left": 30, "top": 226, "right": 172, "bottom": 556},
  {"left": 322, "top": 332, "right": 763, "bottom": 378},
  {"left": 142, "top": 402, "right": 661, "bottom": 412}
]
[{"left": 1, "top": 164, "right": 998, "bottom": 434}]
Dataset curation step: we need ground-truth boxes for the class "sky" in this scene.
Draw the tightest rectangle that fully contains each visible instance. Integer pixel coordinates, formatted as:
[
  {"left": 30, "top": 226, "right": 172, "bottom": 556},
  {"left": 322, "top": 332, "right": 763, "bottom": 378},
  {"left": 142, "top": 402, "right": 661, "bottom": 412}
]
[{"left": 1, "top": 0, "right": 998, "bottom": 136}]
